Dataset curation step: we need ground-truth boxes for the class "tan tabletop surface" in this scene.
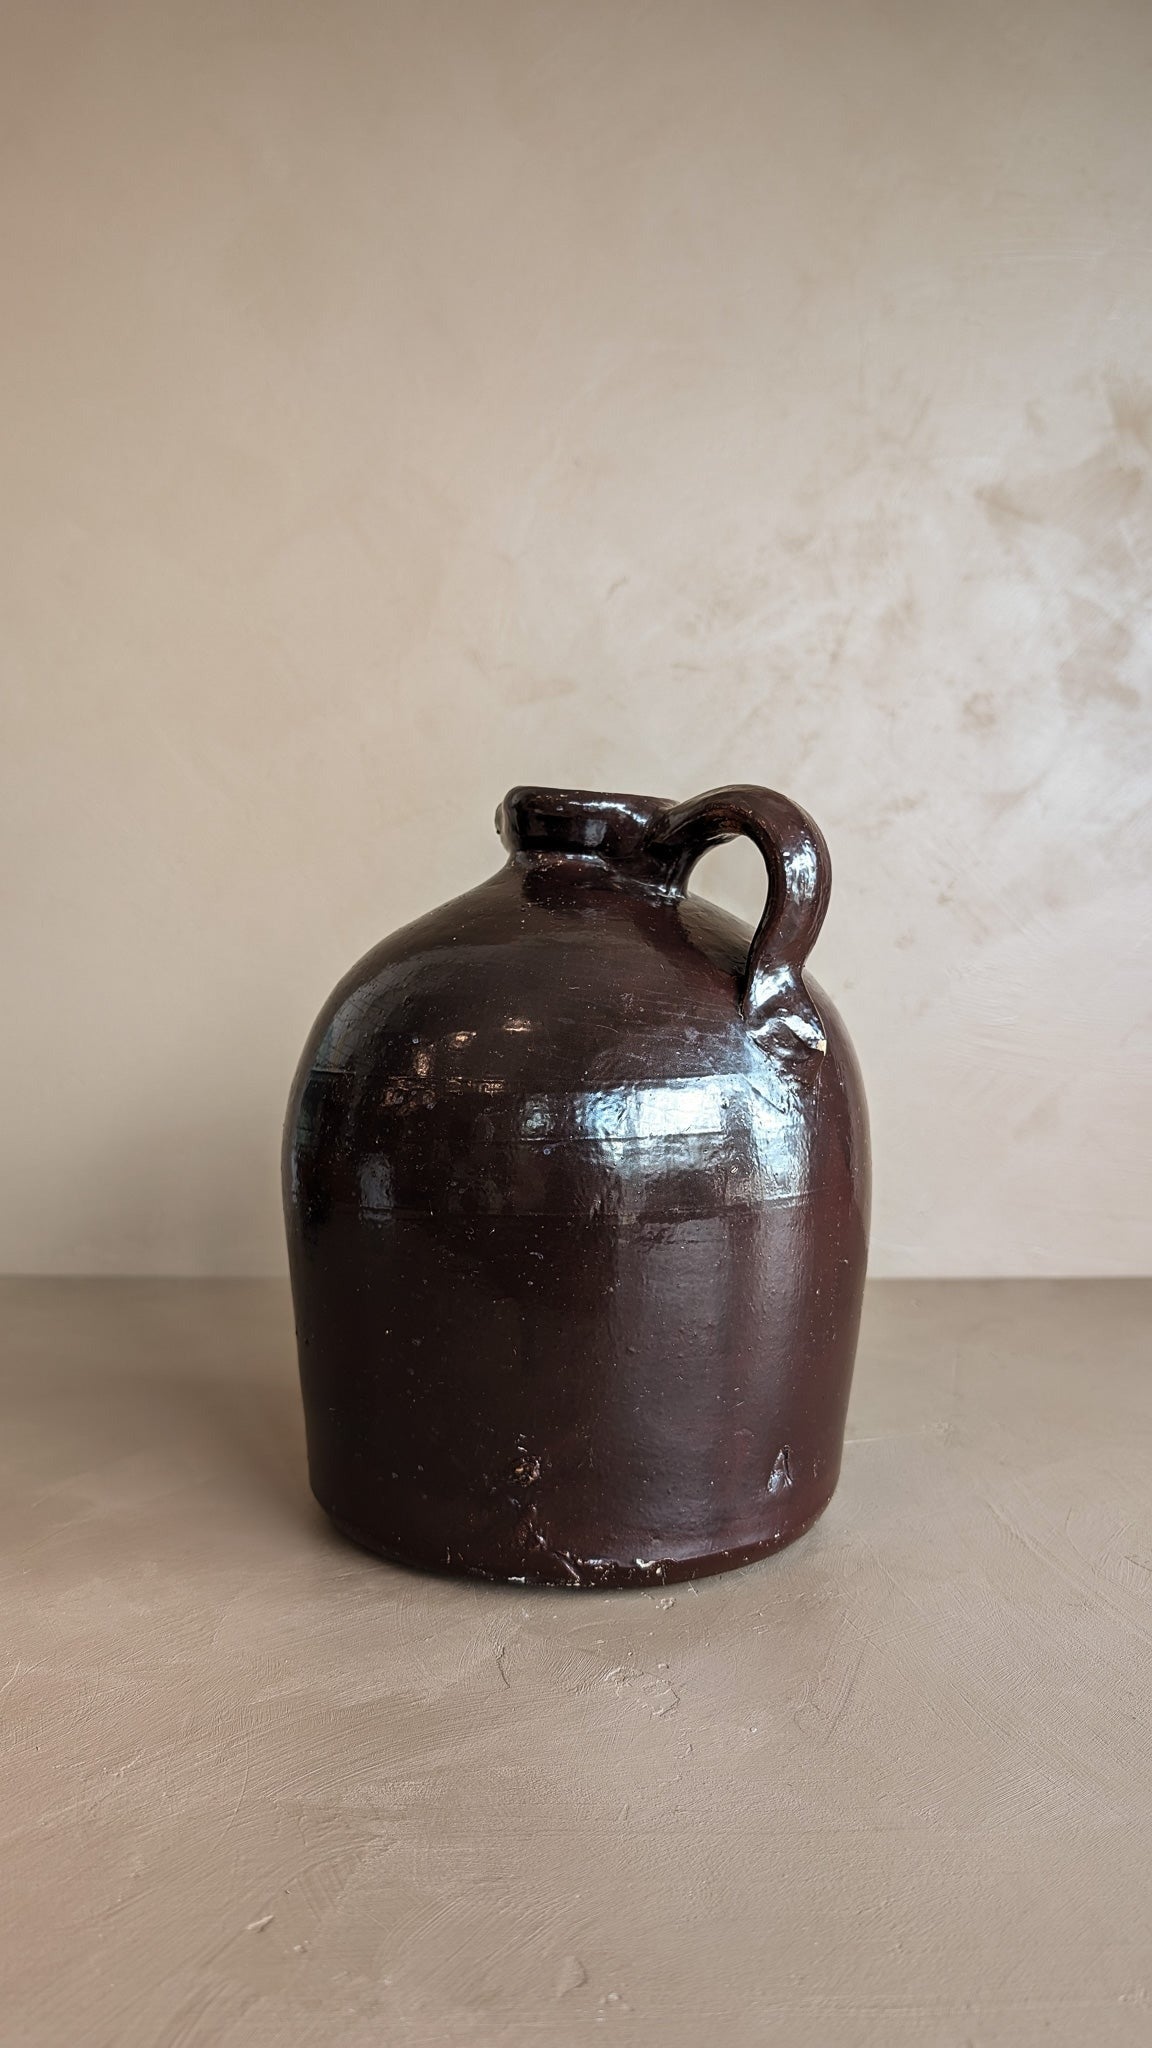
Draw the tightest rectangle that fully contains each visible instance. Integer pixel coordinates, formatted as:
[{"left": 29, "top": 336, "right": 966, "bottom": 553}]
[{"left": 1, "top": 1278, "right": 1150, "bottom": 2048}]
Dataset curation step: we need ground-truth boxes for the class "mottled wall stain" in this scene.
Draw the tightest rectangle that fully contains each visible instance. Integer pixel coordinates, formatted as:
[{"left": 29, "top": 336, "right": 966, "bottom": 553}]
[
  {"left": 978, "top": 451, "right": 1145, "bottom": 536},
  {"left": 961, "top": 692, "right": 998, "bottom": 733}
]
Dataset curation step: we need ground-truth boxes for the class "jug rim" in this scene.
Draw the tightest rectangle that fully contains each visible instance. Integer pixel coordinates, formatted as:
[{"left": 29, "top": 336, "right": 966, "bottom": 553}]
[{"left": 497, "top": 785, "right": 673, "bottom": 863}]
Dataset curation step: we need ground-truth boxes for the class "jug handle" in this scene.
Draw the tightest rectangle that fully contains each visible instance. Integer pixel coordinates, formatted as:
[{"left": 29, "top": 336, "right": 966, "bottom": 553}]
[{"left": 650, "top": 785, "right": 831, "bottom": 1060}]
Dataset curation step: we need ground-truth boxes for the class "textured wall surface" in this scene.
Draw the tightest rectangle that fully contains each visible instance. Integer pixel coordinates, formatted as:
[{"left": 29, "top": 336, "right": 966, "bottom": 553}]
[{"left": 1, "top": 0, "right": 1149, "bottom": 1275}]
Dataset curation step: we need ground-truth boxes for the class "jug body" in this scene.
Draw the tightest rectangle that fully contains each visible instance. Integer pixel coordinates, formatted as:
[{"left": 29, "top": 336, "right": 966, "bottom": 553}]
[{"left": 284, "top": 785, "right": 869, "bottom": 1587}]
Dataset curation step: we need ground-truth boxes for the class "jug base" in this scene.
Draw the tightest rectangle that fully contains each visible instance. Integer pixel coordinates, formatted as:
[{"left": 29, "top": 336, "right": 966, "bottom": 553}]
[{"left": 321, "top": 1492, "right": 836, "bottom": 1590}]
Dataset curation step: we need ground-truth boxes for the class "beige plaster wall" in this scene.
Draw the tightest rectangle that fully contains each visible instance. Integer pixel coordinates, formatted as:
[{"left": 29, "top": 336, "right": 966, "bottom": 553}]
[{"left": 1, "top": 0, "right": 1149, "bottom": 1277}]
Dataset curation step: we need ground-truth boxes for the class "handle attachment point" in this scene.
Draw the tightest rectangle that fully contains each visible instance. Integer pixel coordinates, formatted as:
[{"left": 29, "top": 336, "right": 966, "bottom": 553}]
[{"left": 648, "top": 784, "right": 831, "bottom": 1065}]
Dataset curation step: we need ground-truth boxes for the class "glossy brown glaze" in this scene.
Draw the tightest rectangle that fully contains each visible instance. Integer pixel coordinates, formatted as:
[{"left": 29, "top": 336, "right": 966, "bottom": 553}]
[{"left": 283, "top": 785, "right": 869, "bottom": 1587}]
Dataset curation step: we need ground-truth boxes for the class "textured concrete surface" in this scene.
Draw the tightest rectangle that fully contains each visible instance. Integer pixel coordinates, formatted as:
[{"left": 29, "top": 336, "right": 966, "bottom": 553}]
[
  {"left": 1, "top": 1277, "right": 1150, "bottom": 2045},
  {"left": 2, "top": 0, "right": 1151, "bottom": 1280}
]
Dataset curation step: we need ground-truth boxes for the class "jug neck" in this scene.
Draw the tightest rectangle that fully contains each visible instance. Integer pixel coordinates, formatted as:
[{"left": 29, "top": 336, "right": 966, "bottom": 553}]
[{"left": 498, "top": 786, "right": 681, "bottom": 889}]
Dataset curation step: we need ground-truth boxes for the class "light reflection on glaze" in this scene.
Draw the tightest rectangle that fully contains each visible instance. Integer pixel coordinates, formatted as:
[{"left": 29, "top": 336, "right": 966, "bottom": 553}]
[{"left": 516, "top": 1073, "right": 812, "bottom": 1204}]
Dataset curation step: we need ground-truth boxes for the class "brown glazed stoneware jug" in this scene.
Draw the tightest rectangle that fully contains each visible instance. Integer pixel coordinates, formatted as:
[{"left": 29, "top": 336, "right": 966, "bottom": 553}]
[{"left": 284, "top": 784, "right": 869, "bottom": 1587}]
